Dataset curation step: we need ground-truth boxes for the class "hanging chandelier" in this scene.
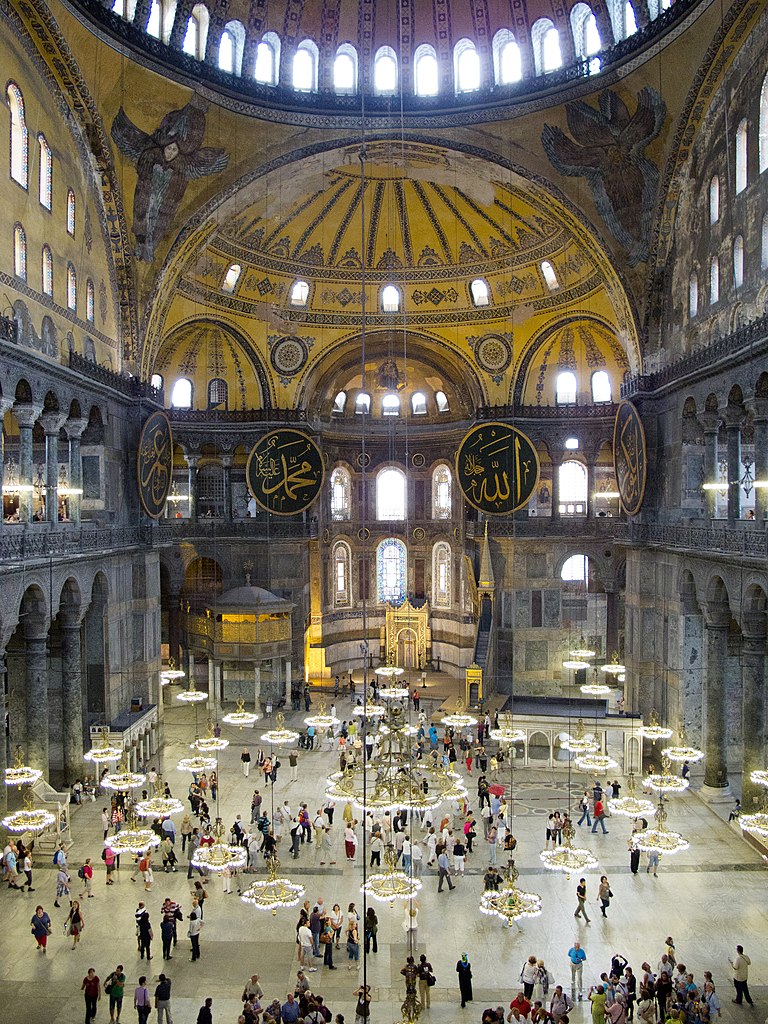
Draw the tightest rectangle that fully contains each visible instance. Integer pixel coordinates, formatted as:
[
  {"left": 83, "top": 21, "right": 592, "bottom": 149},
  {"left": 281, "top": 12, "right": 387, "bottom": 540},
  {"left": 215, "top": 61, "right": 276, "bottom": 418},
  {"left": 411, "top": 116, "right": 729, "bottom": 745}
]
[
  {"left": 750, "top": 769, "right": 768, "bottom": 788},
  {"left": 241, "top": 855, "right": 305, "bottom": 914},
  {"left": 632, "top": 800, "right": 689, "bottom": 855},
  {"left": 489, "top": 713, "right": 526, "bottom": 745},
  {"left": 176, "top": 678, "right": 209, "bottom": 703},
  {"left": 304, "top": 700, "right": 340, "bottom": 730},
  {"left": 563, "top": 659, "right": 591, "bottom": 671},
  {"left": 479, "top": 861, "right": 542, "bottom": 925},
  {"left": 160, "top": 659, "right": 185, "bottom": 685},
  {"left": 575, "top": 751, "right": 619, "bottom": 773},
  {"left": 361, "top": 846, "right": 423, "bottom": 905},
  {"left": 441, "top": 700, "right": 478, "bottom": 729},
  {"left": 4, "top": 747, "right": 42, "bottom": 786},
  {"left": 601, "top": 653, "right": 626, "bottom": 675},
  {"left": 1, "top": 787, "right": 55, "bottom": 833},
  {"left": 739, "top": 808, "right": 768, "bottom": 838},
  {"left": 84, "top": 727, "right": 123, "bottom": 764},
  {"left": 376, "top": 666, "right": 409, "bottom": 700},
  {"left": 192, "top": 720, "right": 230, "bottom": 753},
  {"left": 661, "top": 730, "right": 704, "bottom": 764},
  {"left": 570, "top": 638, "right": 596, "bottom": 659},
  {"left": 561, "top": 719, "right": 599, "bottom": 755},
  {"left": 261, "top": 712, "right": 300, "bottom": 745},
  {"left": 177, "top": 754, "right": 217, "bottom": 774},
  {"left": 375, "top": 666, "right": 405, "bottom": 678},
  {"left": 222, "top": 697, "right": 259, "bottom": 728},
  {"left": 105, "top": 812, "right": 162, "bottom": 855},
  {"left": 101, "top": 757, "right": 146, "bottom": 791},
  {"left": 607, "top": 773, "right": 655, "bottom": 818},
  {"left": 353, "top": 697, "right": 387, "bottom": 719},
  {"left": 638, "top": 709, "right": 674, "bottom": 742},
  {"left": 135, "top": 776, "right": 184, "bottom": 819},
  {"left": 580, "top": 668, "right": 612, "bottom": 697},
  {"left": 191, "top": 818, "right": 247, "bottom": 873},
  {"left": 540, "top": 819, "right": 598, "bottom": 877},
  {"left": 643, "top": 757, "right": 689, "bottom": 794}
]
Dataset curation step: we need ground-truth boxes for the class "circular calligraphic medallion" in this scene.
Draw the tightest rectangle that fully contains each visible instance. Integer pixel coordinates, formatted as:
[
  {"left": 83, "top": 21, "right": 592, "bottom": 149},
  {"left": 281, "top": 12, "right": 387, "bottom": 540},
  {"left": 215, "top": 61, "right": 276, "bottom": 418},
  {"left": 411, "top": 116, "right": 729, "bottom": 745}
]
[
  {"left": 455, "top": 422, "right": 539, "bottom": 515},
  {"left": 475, "top": 335, "right": 512, "bottom": 375},
  {"left": 270, "top": 337, "right": 308, "bottom": 377},
  {"left": 246, "top": 430, "right": 324, "bottom": 516},
  {"left": 613, "top": 400, "right": 646, "bottom": 516},
  {"left": 137, "top": 411, "right": 173, "bottom": 518}
]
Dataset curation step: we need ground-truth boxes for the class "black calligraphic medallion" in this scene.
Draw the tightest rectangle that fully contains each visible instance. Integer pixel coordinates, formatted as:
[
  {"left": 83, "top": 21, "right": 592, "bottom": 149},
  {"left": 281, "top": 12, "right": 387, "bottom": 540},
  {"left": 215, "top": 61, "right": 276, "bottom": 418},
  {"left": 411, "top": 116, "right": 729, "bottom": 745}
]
[
  {"left": 613, "top": 400, "right": 646, "bottom": 516},
  {"left": 246, "top": 430, "right": 324, "bottom": 516},
  {"left": 455, "top": 422, "right": 540, "bottom": 515},
  {"left": 137, "top": 411, "right": 173, "bottom": 518}
]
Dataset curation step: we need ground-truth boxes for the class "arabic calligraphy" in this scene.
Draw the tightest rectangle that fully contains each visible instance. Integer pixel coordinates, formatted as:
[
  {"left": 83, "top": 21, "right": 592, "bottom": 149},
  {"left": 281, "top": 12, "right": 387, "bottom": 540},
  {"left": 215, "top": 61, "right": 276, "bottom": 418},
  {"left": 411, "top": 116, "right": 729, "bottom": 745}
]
[
  {"left": 137, "top": 412, "right": 173, "bottom": 518},
  {"left": 613, "top": 401, "right": 646, "bottom": 516},
  {"left": 246, "top": 430, "right": 324, "bottom": 515},
  {"left": 455, "top": 423, "right": 539, "bottom": 514}
]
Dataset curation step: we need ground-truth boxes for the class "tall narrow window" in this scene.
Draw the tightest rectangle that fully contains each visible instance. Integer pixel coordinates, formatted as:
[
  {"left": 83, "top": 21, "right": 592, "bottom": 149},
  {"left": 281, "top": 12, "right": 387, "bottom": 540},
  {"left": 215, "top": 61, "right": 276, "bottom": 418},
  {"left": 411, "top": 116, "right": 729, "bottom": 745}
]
[
  {"left": 219, "top": 29, "right": 236, "bottom": 72},
  {"left": 147, "top": 0, "right": 162, "bottom": 39},
  {"left": 761, "top": 74, "right": 768, "bottom": 174},
  {"left": 689, "top": 272, "right": 698, "bottom": 317},
  {"left": 222, "top": 263, "right": 242, "bottom": 293},
  {"left": 377, "top": 468, "right": 406, "bottom": 521},
  {"left": 532, "top": 20, "right": 562, "bottom": 73},
  {"left": 333, "top": 44, "right": 357, "bottom": 94},
  {"left": 541, "top": 260, "right": 559, "bottom": 290},
  {"left": 355, "top": 393, "right": 371, "bottom": 415},
  {"left": 625, "top": 1, "right": 638, "bottom": 35},
  {"left": 290, "top": 279, "right": 309, "bottom": 306},
  {"left": 709, "top": 175, "right": 719, "bottom": 224},
  {"left": 381, "top": 284, "right": 400, "bottom": 312},
  {"left": 411, "top": 392, "right": 427, "bottom": 415},
  {"left": 67, "top": 189, "right": 76, "bottom": 235},
  {"left": 571, "top": 4, "right": 601, "bottom": 60},
  {"left": 470, "top": 278, "right": 490, "bottom": 306},
  {"left": 454, "top": 39, "right": 481, "bottom": 93},
  {"left": 591, "top": 370, "right": 612, "bottom": 403},
  {"left": 66, "top": 263, "right": 77, "bottom": 310},
  {"left": 293, "top": 40, "right": 318, "bottom": 92},
  {"left": 333, "top": 542, "right": 351, "bottom": 606},
  {"left": 183, "top": 16, "right": 199, "bottom": 56},
  {"left": 382, "top": 394, "right": 400, "bottom": 417},
  {"left": 435, "top": 390, "right": 449, "bottom": 413},
  {"left": 38, "top": 135, "right": 52, "bottom": 209},
  {"left": 736, "top": 119, "right": 748, "bottom": 194},
  {"left": 332, "top": 391, "right": 347, "bottom": 414},
  {"left": 733, "top": 235, "right": 744, "bottom": 288},
  {"left": 255, "top": 36, "right": 279, "bottom": 84},
  {"left": 151, "top": 373, "right": 164, "bottom": 391},
  {"left": 330, "top": 467, "right": 351, "bottom": 521},
  {"left": 171, "top": 378, "right": 193, "bottom": 408},
  {"left": 559, "top": 461, "right": 588, "bottom": 515},
  {"left": 709, "top": 256, "right": 719, "bottom": 304},
  {"left": 414, "top": 45, "right": 439, "bottom": 96},
  {"left": 762, "top": 214, "right": 768, "bottom": 270},
  {"left": 86, "top": 279, "right": 95, "bottom": 323},
  {"left": 374, "top": 46, "right": 398, "bottom": 95},
  {"left": 7, "top": 84, "right": 28, "bottom": 188},
  {"left": 432, "top": 465, "right": 452, "bottom": 519},
  {"left": 433, "top": 542, "right": 451, "bottom": 608},
  {"left": 493, "top": 29, "right": 522, "bottom": 84},
  {"left": 13, "top": 224, "right": 26, "bottom": 279},
  {"left": 556, "top": 370, "right": 577, "bottom": 405},
  {"left": 207, "top": 378, "right": 227, "bottom": 408},
  {"left": 42, "top": 245, "right": 53, "bottom": 295},
  {"left": 376, "top": 538, "right": 407, "bottom": 604}
]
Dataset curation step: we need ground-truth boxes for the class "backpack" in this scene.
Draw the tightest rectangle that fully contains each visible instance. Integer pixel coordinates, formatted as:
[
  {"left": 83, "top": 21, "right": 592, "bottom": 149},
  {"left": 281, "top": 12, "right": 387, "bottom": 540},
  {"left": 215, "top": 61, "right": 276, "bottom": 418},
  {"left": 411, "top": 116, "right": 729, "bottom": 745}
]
[
  {"left": 77, "top": 866, "right": 86, "bottom": 879},
  {"left": 53, "top": 851, "right": 60, "bottom": 866}
]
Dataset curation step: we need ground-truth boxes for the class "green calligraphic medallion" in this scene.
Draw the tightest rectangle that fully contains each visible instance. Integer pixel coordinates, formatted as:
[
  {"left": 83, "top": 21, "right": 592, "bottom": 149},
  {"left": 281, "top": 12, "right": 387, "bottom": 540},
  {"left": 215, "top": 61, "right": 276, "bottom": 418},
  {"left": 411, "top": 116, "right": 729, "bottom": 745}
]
[
  {"left": 246, "top": 430, "right": 324, "bottom": 516},
  {"left": 613, "top": 400, "right": 646, "bottom": 516},
  {"left": 137, "top": 411, "right": 173, "bottom": 518},
  {"left": 456, "top": 423, "right": 540, "bottom": 515}
]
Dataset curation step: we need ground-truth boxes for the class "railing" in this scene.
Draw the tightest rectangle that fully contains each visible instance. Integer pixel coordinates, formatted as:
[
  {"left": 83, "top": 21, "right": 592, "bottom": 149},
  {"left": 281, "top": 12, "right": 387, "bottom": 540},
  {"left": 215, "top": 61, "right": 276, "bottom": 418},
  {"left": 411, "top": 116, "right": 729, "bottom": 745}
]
[
  {"left": 168, "top": 407, "right": 307, "bottom": 424},
  {"left": 0, "top": 315, "right": 17, "bottom": 344},
  {"left": 629, "top": 522, "right": 768, "bottom": 559},
  {"left": 0, "top": 524, "right": 144, "bottom": 560},
  {"left": 69, "top": 352, "right": 160, "bottom": 401},
  {"left": 477, "top": 403, "right": 618, "bottom": 421},
  {"left": 182, "top": 612, "right": 291, "bottom": 645},
  {"left": 72, "top": 0, "right": 699, "bottom": 118},
  {"left": 155, "top": 519, "right": 317, "bottom": 540},
  {"left": 470, "top": 518, "right": 630, "bottom": 540}
]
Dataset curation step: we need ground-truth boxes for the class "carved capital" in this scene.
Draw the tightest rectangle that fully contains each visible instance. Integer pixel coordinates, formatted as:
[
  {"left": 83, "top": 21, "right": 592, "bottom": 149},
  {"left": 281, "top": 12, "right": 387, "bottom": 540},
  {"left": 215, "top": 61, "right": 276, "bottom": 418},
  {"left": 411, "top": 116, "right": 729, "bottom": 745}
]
[{"left": 13, "top": 403, "right": 43, "bottom": 429}]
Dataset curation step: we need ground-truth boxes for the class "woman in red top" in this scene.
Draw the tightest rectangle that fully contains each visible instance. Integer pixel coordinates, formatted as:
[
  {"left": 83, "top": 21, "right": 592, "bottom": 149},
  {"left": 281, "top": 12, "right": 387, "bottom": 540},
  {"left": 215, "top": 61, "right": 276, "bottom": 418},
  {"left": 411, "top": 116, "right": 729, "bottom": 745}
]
[{"left": 82, "top": 967, "right": 101, "bottom": 1023}]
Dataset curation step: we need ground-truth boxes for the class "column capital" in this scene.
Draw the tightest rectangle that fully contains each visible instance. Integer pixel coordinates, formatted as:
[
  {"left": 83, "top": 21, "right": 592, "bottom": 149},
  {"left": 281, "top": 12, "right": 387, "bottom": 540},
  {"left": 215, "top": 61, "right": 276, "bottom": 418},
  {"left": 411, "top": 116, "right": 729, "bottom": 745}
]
[
  {"left": 704, "top": 602, "right": 730, "bottom": 630},
  {"left": 221, "top": 454, "right": 233, "bottom": 469},
  {"left": 0, "top": 397, "right": 14, "bottom": 418},
  {"left": 749, "top": 397, "right": 768, "bottom": 423},
  {"left": 39, "top": 410, "right": 67, "bottom": 436},
  {"left": 724, "top": 405, "right": 744, "bottom": 430},
  {"left": 13, "top": 402, "right": 43, "bottom": 428},
  {"left": 698, "top": 411, "right": 721, "bottom": 434},
  {"left": 63, "top": 416, "right": 89, "bottom": 440}
]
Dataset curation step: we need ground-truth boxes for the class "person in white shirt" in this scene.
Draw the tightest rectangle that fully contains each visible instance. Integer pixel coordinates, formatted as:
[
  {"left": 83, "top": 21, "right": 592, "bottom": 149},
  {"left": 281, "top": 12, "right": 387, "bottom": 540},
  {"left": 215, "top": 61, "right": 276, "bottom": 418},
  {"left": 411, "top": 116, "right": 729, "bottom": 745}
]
[{"left": 298, "top": 923, "right": 316, "bottom": 971}]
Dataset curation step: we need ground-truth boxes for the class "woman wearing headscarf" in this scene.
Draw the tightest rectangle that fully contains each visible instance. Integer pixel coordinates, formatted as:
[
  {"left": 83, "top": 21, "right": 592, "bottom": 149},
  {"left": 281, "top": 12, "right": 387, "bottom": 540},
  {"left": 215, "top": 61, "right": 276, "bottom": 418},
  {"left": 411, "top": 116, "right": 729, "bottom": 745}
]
[{"left": 456, "top": 953, "right": 473, "bottom": 1008}]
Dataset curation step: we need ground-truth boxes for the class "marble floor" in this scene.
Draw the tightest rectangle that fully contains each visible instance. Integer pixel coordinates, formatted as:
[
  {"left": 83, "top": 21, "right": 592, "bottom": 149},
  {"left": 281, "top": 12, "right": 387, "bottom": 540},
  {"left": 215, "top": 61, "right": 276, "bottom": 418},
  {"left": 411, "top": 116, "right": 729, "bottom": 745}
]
[{"left": 2, "top": 696, "right": 766, "bottom": 1024}]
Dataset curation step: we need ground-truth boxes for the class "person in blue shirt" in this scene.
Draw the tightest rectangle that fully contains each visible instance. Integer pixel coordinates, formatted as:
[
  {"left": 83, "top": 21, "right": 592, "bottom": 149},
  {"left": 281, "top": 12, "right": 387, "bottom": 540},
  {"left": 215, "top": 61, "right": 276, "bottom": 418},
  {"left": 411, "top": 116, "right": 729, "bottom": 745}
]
[
  {"left": 281, "top": 993, "right": 301, "bottom": 1023},
  {"left": 568, "top": 942, "right": 587, "bottom": 1000}
]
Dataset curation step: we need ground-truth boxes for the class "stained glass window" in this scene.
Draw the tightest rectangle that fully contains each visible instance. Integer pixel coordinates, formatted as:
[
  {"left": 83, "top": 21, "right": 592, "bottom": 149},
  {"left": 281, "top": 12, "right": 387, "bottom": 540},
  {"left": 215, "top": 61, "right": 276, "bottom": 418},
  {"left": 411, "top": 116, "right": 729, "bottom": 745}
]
[
  {"left": 377, "top": 538, "right": 406, "bottom": 604},
  {"left": 38, "top": 135, "right": 52, "bottom": 209},
  {"left": 67, "top": 189, "right": 76, "bottom": 235},
  {"left": 7, "top": 84, "right": 28, "bottom": 188},
  {"left": 330, "top": 467, "right": 351, "bottom": 520},
  {"left": 86, "top": 279, "right": 95, "bottom": 322},
  {"left": 432, "top": 465, "right": 452, "bottom": 519},
  {"left": 333, "top": 542, "right": 351, "bottom": 606},
  {"left": 14, "top": 224, "right": 26, "bottom": 279},
  {"left": 433, "top": 542, "right": 451, "bottom": 608},
  {"left": 42, "top": 245, "right": 53, "bottom": 295}
]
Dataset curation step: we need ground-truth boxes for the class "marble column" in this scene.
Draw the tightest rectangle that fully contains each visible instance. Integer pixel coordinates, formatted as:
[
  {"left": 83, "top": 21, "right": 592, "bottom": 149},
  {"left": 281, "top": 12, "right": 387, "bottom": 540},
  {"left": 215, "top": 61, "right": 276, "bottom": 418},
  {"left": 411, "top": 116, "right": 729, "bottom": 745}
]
[
  {"left": 25, "top": 632, "right": 49, "bottom": 774},
  {"left": 222, "top": 455, "right": 233, "bottom": 521},
  {"left": 167, "top": 593, "right": 181, "bottom": 669},
  {"left": 40, "top": 411, "right": 66, "bottom": 525},
  {"left": 186, "top": 454, "right": 199, "bottom": 523},
  {"left": 550, "top": 458, "right": 561, "bottom": 520},
  {"left": 0, "top": 397, "right": 13, "bottom": 532},
  {"left": 724, "top": 406, "right": 743, "bottom": 524},
  {"left": 586, "top": 459, "right": 595, "bottom": 519},
  {"left": 703, "top": 608, "right": 730, "bottom": 790},
  {"left": 207, "top": 658, "right": 216, "bottom": 703},
  {"left": 64, "top": 417, "right": 88, "bottom": 526},
  {"left": 14, "top": 404, "right": 41, "bottom": 524},
  {"left": 751, "top": 398, "right": 768, "bottom": 524},
  {"left": 60, "top": 617, "right": 84, "bottom": 784},
  {"left": 605, "top": 587, "right": 620, "bottom": 667},
  {"left": 740, "top": 630, "right": 766, "bottom": 809},
  {"left": 699, "top": 412, "right": 720, "bottom": 519},
  {"left": 0, "top": 650, "right": 7, "bottom": 815}
]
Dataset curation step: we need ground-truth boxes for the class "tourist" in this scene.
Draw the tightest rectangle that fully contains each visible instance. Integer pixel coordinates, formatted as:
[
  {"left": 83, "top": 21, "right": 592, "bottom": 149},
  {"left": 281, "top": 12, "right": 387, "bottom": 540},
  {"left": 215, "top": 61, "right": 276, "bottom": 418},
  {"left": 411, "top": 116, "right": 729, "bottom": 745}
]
[
  {"left": 135, "top": 901, "right": 153, "bottom": 960},
  {"left": 353, "top": 984, "right": 371, "bottom": 1024},
  {"left": 592, "top": 798, "right": 609, "bottom": 835},
  {"left": 105, "top": 964, "right": 126, "bottom": 1022},
  {"left": 456, "top": 953, "right": 473, "bottom": 1008},
  {"left": 728, "top": 945, "right": 753, "bottom": 1006},
  {"left": 575, "top": 877, "right": 591, "bottom": 923},
  {"left": 577, "top": 792, "right": 592, "bottom": 827},
  {"left": 197, "top": 997, "right": 213, "bottom": 1024},
  {"left": 508, "top": 992, "right": 532, "bottom": 1020},
  {"left": 79, "top": 857, "right": 94, "bottom": 898},
  {"left": 437, "top": 847, "right": 455, "bottom": 892},
  {"left": 154, "top": 974, "right": 173, "bottom": 1024},
  {"left": 550, "top": 986, "right": 573, "bottom": 1023},
  {"left": 30, "top": 904, "right": 52, "bottom": 951},
  {"left": 134, "top": 975, "right": 151, "bottom": 1024},
  {"left": 521, "top": 956, "right": 539, "bottom": 998},
  {"left": 589, "top": 985, "right": 607, "bottom": 1024},
  {"left": 364, "top": 907, "right": 378, "bottom": 954},
  {"left": 188, "top": 901, "right": 204, "bottom": 961},
  {"left": 346, "top": 915, "right": 359, "bottom": 969},
  {"left": 568, "top": 942, "right": 587, "bottom": 1000},
  {"left": 82, "top": 967, "right": 101, "bottom": 1023},
  {"left": 598, "top": 875, "right": 613, "bottom": 917},
  {"left": 66, "top": 899, "right": 85, "bottom": 949},
  {"left": 418, "top": 954, "right": 434, "bottom": 1009},
  {"left": 55, "top": 862, "right": 71, "bottom": 906}
]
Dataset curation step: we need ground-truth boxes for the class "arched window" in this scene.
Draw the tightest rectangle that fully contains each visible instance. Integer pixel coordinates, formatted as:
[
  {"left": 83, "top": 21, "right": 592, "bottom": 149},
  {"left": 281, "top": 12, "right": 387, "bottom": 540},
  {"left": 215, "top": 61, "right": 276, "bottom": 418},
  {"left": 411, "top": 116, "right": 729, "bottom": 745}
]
[
  {"left": 624, "top": 1, "right": 638, "bottom": 34},
  {"left": 38, "top": 135, "right": 52, "bottom": 209},
  {"left": 689, "top": 271, "right": 698, "bottom": 317},
  {"left": 762, "top": 214, "right": 768, "bottom": 270},
  {"left": 67, "top": 189, "right": 76, "bottom": 235},
  {"left": 290, "top": 279, "right": 309, "bottom": 306},
  {"left": 222, "top": 263, "right": 242, "bottom": 293},
  {"left": 255, "top": 32, "right": 281, "bottom": 85},
  {"left": 561, "top": 553, "right": 589, "bottom": 581},
  {"left": 330, "top": 467, "right": 351, "bottom": 521},
  {"left": 377, "top": 538, "right": 407, "bottom": 604},
  {"left": 218, "top": 29, "right": 236, "bottom": 72},
  {"left": 355, "top": 393, "right": 371, "bottom": 415},
  {"left": 709, "top": 256, "right": 719, "bottom": 304},
  {"left": 382, "top": 394, "right": 400, "bottom": 417},
  {"left": 541, "top": 260, "right": 559, "bottom": 290},
  {"left": 293, "top": 40, "right": 319, "bottom": 92},
  {"left": 66, "top": 263, "right": 77, "bottom": 311},
  {"left": 411, "top": 392, "right": 427, "bottom": 415},
  {"left": 735, "top": 119, "right": 748, "bottom": 193},
  {"left": 151, "top": 373, "right": 164, "bottom": 391},
  {"left": 414, "top": 44, "right": 439, "bottom": 96},
  {"left": 171, "top": 378, "right": 193, "bottom": 408},
  {"left": 492, "top": 29, "right": 522, "bottom": 85},
  {"left": 435, "top": 390, "right": 449, "bottom": 413},
  {"left": 13, "top": 224, "right": 26, "bottom": 279},
  {"left": 7, "top": 83, "right": 28, "bottom": 188},
  {"left": 571, "top": 4, "right": 601, "bottom": 60},
  {"left": 470, "top": 278, "right": 490, "bottom": 306},
  {"left": 559, "top": 461, "right": 588, "bottom": 515},
  {"left": 86, "top": 279, "right": 95, "bottom": 323},
  {"left": 381, "top": 284, "right": 400, "bottom": 312},
  {"left": 733, "top": 235, "right": 744, "bottom": 288},
  {"left": 147, "top": 0, "right": 162, "bottom": 38},
  {"left": 532, "top": 19, "right": 562, "bottom": 74},
  {"left": 433, "top": 542, "right": 451, "bottom": 608},
  {"left": 42, "top": 245, "right": 53, "bottom": 295},
  {"left": 208, "top": 378, "right": 228, "bottom": 408},
  {"left": 591, "top": 370, "right": 612, "bottom": 403},
  {"left": 183, "top": 15, "right": 199, "bottom": 56},
  {"left": 374, "top": 46, "right": 398, "bottom": 95},
  {"left": 332, "top": 542, "right": 351, "bottom": 606},
  {"left": 432, "top": 465, "right": 452, "bottom": 519},
  {"left": 454, "top": 38, "right": 481, "bottom": 93},
  {"left": 556, "top": 370, "right": 578, "bottom": 405},
  {"left": 709, "top": 175, "right": 719, "bottom": 224},
  {"left": 377, "top": 467, "right": 406, "bottom": 521},
  {"left": 332, "top": 391, "right": 347, "bottom": 414},
  {"left": 334, "top": 44, "right": 358, "bottom": 94}
]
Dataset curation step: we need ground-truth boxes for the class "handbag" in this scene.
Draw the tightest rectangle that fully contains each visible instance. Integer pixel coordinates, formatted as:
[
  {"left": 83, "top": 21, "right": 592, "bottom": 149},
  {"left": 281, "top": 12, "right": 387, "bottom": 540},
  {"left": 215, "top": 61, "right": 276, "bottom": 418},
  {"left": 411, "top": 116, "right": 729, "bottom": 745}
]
[
  {"left": 427, "top": 974, "right": 436, "bottom": 987},
  {"left": 320, "top": 932, "right": 332, "bottom": 944}
]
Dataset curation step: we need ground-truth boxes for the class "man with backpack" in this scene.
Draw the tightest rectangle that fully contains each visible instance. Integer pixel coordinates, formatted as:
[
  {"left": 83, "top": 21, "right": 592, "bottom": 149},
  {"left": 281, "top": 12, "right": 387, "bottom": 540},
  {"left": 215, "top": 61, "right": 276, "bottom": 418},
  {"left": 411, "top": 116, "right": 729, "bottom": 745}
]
[{"left": 78, "top": 858, "right": 94, "bottom": 898}]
